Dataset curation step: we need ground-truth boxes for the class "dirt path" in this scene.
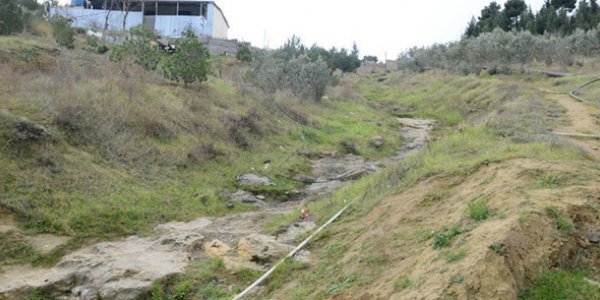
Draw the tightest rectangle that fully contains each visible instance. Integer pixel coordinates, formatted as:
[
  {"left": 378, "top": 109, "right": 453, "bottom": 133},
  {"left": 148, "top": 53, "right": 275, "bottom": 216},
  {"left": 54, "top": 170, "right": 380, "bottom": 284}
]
[
  {"left": 550, "top": 93, "right": 600, "bottom": 159},
  {"left": 0, "top": 120, "right": 436, "bottom": 299}
]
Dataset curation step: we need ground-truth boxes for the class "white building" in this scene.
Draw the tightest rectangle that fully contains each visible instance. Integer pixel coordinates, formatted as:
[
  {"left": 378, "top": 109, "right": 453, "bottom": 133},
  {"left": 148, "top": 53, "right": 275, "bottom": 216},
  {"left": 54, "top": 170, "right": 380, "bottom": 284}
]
[{"left": 54, "top": 0, "right": 229, "bottom": 39}]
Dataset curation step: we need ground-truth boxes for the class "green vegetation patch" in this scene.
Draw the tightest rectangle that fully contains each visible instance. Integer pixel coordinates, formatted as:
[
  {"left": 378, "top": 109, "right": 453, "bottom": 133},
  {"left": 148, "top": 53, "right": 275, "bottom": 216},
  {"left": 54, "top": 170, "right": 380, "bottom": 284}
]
[
  {"left": 257, "top": 72, "right": 594, "bottom": 299},
  {"left": 520, "top": 269, "right": 600, "bottom": 300},
  {"left": 441, "top": 248, "right": 467, "bottom": 263},
  {"left": 150, "top": 258, "right": 263, "bottom": 300},
  {"left": 545, "top": 206, "right": 575, "bottom": 232},
  {"left": 394, "top": 277, "right": 413, "bottom": 291},
  {"left": 0, "top": 231, "right": 39, "bottom": 265},
  {"left": 433, "top": 227, "right": 463, "bottom": 250},
  {"left": 467, "top": 196, "right": 493, "bottom": 221}
]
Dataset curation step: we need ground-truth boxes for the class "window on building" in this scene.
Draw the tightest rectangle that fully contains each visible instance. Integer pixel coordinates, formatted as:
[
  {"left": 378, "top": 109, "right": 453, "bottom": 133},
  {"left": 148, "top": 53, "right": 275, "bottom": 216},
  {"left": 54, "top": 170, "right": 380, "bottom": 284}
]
[
  {"left": 157, "top": 2, "right": 177, "bottom": 15},
  {"left": 144, "top": 1, "right": 156, "bottom": 15},
  {"left": 128, "top": 1, "right": 142, "bottom": 11},
  {"left": 178, "top": 2, "right": 200, "bottom": 16},
  {"left": 201, "top": 3, "right": 208, "bottom": 18}
]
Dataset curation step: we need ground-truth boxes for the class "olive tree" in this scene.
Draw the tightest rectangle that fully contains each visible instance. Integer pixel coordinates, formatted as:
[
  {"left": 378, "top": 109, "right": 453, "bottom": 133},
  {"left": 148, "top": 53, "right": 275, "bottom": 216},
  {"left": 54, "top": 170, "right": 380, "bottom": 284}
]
[{"left": 159, "top": 32, "right": 210, "bottom": 86}]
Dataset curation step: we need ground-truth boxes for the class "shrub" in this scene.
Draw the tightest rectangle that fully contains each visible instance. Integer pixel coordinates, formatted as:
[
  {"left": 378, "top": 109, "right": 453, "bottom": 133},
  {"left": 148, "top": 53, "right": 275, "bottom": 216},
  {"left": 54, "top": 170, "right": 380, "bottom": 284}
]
[
  {"left": 252, "top": 53, "right": 330, "bottom": 102},
  {"left": 282, "top": 55, "right": 330, "bottom": 101},
  {"left": 236, "top": 43, "right": 253, "bottom": 62},
  {"left": 397, "top": 28, "right": 600, "bottom": 74},
  {"left": 50, "top": 15, "right": 74, "bottom": 49},
  {"left": 85, "top": 37, "right": 109, "bottom": 54},
  {"left": 0, "top": 0, "right": 41, "bottom": 35},
  {"left": 159, "top": 32, "right": 210, "bottom": 86},
  {"left": 110, "top": 25, "right": 162, "bottom": 70}
]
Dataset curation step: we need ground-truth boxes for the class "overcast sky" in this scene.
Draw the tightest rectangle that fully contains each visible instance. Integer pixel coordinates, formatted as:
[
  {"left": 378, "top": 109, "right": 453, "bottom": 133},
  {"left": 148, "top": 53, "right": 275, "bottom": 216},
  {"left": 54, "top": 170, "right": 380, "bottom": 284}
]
[{"left": 217, "top": 0, "right": 547, "bottom": 60}]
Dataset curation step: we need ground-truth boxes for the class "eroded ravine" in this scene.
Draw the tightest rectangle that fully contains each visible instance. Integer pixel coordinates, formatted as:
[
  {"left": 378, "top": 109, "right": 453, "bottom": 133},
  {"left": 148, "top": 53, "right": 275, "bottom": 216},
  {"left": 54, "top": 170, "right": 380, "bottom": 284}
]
[{"left": 0, "top": 119, "right": 436, "bottom": 299}]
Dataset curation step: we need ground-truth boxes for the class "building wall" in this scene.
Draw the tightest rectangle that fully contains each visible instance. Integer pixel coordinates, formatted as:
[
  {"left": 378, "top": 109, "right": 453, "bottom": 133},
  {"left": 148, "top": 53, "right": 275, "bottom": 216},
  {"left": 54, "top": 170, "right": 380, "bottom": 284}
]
[
  {"left": 154, "top": 15, "right": 207, "bottom": 38},
  {"left": 53, "top": 7, "right": 143, "bottom": 31},
  {"left": 54, "top": 3, "right": 228, "bottom": 39},
  {"left": 209, "top": 4, "right": 228, "bottom": 39},
  {"left": 198, "top": 36, "right": 237, "bottom": 55}
]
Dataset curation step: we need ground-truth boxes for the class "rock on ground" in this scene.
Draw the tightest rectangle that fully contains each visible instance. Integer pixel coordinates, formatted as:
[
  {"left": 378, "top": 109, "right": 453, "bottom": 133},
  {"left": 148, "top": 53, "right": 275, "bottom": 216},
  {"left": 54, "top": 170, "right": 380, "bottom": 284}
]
[
  {"left": 229, "top": 190, "right": 269, "bottom": 207},
  {"left": 276, "top": 221, "right": 316, "bottom": 244},
  {"left": 371, "top": 135, "right": 384, "bottom": 149},
  {"left": 237, "top": 234, "right": 293, "bottom": 264},
  {"left": 0, "top": 232, "right": 204, "bottom": 300},
  {"left": 236, "top": 173, "right": 274, "bottom": 187}
]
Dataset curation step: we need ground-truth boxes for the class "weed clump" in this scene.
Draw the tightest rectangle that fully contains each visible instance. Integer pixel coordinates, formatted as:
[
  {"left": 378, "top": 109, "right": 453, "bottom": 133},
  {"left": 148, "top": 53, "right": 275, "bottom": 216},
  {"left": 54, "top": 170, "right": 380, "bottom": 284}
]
[
  {"left": 394, "top": 277, "right": 412, "bottom": 291},
  {"left": 442, "top": 248, "right": 467, "bottom": 263},
  {"left": 535, "top": 172, "right": 568, "bottom": 189},
  {"left": 545, "top": 206, "right": 574, "bottom": 232},
  {"left": 489, "top": 243, "right": 506, "bottom": 256},
  {"left": 467, "top": 196, "right": 492, "bottom": 221},
  {"left": 433, "top": 227, "right": 462, "bottom": 250}
]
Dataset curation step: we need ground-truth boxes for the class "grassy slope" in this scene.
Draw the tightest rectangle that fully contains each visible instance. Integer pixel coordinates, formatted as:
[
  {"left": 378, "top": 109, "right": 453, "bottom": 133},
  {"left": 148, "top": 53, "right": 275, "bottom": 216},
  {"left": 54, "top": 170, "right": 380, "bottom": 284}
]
[
  {"left": 147, "top": 70, "right": 600, "bottom": 299},
  {"left": 253, "top": 71, "right": 600, "bottom": 299},
  {"left": 576, "top": 79, "right": 600, "bottom": 106},
  {"left": 0, "top": 35, "right": 402, "bottom": 266}
]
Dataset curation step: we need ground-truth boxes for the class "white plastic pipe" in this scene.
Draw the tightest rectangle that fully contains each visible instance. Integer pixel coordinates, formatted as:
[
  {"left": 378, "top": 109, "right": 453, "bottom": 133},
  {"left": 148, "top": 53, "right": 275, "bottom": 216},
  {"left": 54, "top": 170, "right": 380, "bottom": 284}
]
[{"left": 232, "top": 199, "right": 354, "bottom": 300}]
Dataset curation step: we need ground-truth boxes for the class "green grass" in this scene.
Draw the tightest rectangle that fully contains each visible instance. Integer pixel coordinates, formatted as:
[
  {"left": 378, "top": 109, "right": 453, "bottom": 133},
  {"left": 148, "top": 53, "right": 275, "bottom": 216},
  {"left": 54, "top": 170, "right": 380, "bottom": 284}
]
[
  {"left": 433, "top": 227, "right": 463, "bottom": 250},
  {"left": 257, "top": 72, "right": 598, "bottom": 299},
  {"left": 489, "top": 243, "right": 506, "bottom": 256},
  {"left": 520, "top": 269, "right": 600, "bottom": 300},
  {"left": 394, "top": 277, "right": 412, "bottom": 291},
  {"left": 0, "top": 35, "right": 406, "bottom": 260},
  {"left": 534, "top": 172, "right": 571, "bottom": 189},
  {"left": 326, "top": 275, "right": 355, "bottom": 295},
  {"left": 0, "top": 231, "right": 39, "bottom": 265},
  {"left": 442, "top": 248, "right": 467, "bottom": 263},
  {"left": 467, "top": 196, "right": 493, "bottom": 221},
  {"left": 149, "top": 258, "right": 264, "bottom": 300},
  {"left": 576, "top": 80, "right": 600, "bottom": 105},
  {"left": 545, "top": 206, "right": 575, "bottom": 232}
]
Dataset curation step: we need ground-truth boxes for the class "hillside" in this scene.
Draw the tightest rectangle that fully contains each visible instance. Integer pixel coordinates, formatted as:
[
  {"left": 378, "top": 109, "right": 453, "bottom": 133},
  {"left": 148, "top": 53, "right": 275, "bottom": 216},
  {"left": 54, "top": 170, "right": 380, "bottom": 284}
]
[
  {"left": 0, "top": 35, "right": 402, "bottom": 267},
  {"left": 258, "top": 72, "right": 600, "bottom": 299},
  {"left": 1, "top": 31, "right": 600, "bottom": 300}
]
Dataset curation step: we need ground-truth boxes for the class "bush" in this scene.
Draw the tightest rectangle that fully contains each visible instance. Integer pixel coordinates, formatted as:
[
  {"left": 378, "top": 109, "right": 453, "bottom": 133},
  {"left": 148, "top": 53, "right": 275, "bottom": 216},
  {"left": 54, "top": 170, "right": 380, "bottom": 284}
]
[
  {"left": 0, "top": 0, "right": 25, "bottom": 35},
  {"left": 85, "top": 37, "right": 109, "bottom": 54},
  {"left": 236, "top": 43, "right": 253, "bottom": 62},
  {"left": 50, "top": 16, "right": 74, "bottom": 49},
  {"left": 159, "top": 32, "right": 210, "bottom": 86},
  {"left": 110, "top": 25, "right": 162, "bottom": 70},
  {"left": 397, "top": 28, "right": 600, "bottom": 74},
  {"left": 282, "top": 55, "right": 330, "bottom": 101},
  {"left": 252, "top": 53, "right": 330, "bottom": 102}
]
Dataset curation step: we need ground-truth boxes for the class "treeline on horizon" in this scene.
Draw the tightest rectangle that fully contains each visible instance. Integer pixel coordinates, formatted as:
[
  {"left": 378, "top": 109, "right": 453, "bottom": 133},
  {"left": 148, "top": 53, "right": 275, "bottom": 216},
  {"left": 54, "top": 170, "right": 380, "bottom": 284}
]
[
  {"left": 398, "top": 0, "right": 600, "bottom": 74},
  {"left": 466, "top": 0, "right": 600, "bottom": 37}
]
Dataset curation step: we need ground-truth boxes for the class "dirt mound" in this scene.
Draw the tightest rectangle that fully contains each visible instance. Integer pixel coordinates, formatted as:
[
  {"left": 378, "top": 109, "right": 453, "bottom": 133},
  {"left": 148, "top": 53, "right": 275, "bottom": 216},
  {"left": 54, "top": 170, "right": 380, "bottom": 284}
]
[{"left": 307, "top": 159, "right": 600, "bottom": 299}]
